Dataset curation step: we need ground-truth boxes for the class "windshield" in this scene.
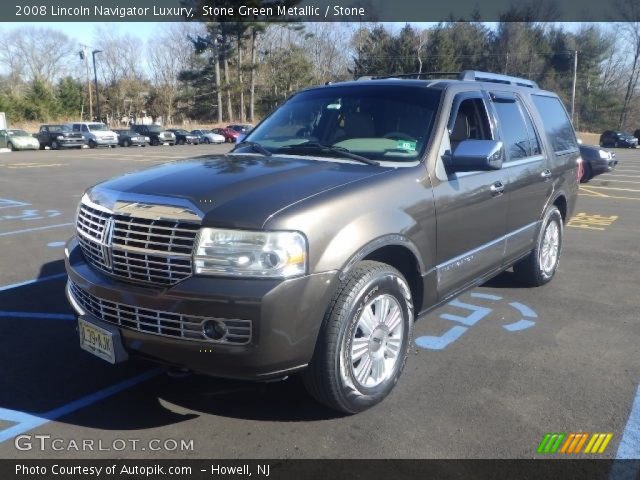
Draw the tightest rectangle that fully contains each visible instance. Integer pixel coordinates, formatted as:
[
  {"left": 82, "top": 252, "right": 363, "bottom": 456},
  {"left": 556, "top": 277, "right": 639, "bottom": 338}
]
[
  {"left": 88, "top": 123, "right": 108, "bottom": 131},
  {"left": 51, "top": 125, "right": 71, "bottom": 132},
  {"left": 7, "top": 130, "right": 30, "bottom": 137},
  {"left": 242, "top": 85, "right": 441, "bottom": 162},
  {"left": 147, "top": 126, "right": 162, "bottom": 133}
]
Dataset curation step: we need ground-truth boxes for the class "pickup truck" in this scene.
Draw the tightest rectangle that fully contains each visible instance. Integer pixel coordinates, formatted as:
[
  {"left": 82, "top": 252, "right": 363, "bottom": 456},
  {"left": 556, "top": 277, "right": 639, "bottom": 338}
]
[{"left": 37, "top": 124, "right": 85, "bottom": 149}]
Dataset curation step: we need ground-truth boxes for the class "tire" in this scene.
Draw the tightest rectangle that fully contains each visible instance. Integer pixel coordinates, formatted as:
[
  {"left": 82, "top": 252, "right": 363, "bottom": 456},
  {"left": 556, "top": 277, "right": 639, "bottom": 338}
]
[
  {"left": 151, "top": 137, "right": 159, "bottom": 146},
  {"left": 302, "top": 260, "right": 414, "bottom": 414},
  {"left": 88, "top": 140, "right": 97, "bottom": 149},
  {"left": 51, "top": 140, "right": 60, "bottom": 150},
  {"left": 204, "top": 138, "right": 210, "bottom": 144},
  {"left": 124, "top": 139, "right": 131, "bottom": 147},
  {"left": 580, "top": 163, "right": 592, "bottom": 183},
  {"left": 513, "top": 205, "right": 563, "bottom": 287},
  {"left": 7, "top": 142, "right": 15, "bottom": 151}
]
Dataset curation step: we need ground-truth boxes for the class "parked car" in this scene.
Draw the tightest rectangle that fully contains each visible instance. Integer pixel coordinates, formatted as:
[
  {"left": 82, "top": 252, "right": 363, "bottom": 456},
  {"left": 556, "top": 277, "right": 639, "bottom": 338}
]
[
  {"left": 211, "top": 127, "right": 240, "bottom": 143},
  {"left": 131, "top": 124, "right": 176, "bottom": 146},
  {"left": 191, "top": 129, "right": 226, "bottom": 144},
  {"left": 68, "top": 122, "right": 118, "bottom": 148},
  {"left": 168, "top": 129, "right": 200, "bottom": 145},
  {"left": 37, "top": 124, "right": 85, "bottom": 150},
  {"left": 634, "top": 129, "right": 640, "bottom": 141},
  {"left": 65, "top": 70, "right": 579, "bottom": 413},
  {"left": 579, "top": 145, "right": 617, "bottom": 183},
  {"left": 600, "top": 130, "right": 638, "bottom": 148},
  {"left": 227, "top": 123, "right": 254, "bottom": 133},
  {"left": 114, "top": 129, "right": 147, "bottom": 147},
  {"left": 0, "top": 129, "right": 39, "bottom": 151}
]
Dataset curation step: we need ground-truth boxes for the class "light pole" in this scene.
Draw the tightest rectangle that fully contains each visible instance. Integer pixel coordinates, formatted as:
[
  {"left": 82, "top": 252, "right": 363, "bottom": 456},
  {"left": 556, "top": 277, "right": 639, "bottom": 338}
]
[
  {"left": 92, "top": 49, "right": 102, "bottom": 122},
  {"left": 570, "top": 50, "right": 578, "bottom": 124},
  {"left": 79, "top": 47, "right": 92, "bottom": 120}
]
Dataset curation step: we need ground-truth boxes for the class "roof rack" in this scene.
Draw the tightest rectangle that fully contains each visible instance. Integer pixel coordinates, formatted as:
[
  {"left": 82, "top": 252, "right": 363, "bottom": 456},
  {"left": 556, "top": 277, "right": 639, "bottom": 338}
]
[
  {"left": 357, "top": 72, "right": 459, "bottom": 81},
  {"left": 458, "top": 70, "right": 538, "bottom": 88}
]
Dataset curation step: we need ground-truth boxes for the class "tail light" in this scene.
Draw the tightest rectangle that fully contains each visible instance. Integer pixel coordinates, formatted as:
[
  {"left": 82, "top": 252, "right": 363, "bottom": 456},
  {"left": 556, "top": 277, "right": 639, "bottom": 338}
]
[{"left": 576, "top": 156, "right": 584, "bottom": 182}]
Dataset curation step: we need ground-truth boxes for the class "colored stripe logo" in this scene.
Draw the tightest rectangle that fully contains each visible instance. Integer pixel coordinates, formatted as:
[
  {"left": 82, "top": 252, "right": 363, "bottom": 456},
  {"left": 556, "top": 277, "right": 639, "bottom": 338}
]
[{"left": 537, "top": 433, "right": 613, "bottom": 454}]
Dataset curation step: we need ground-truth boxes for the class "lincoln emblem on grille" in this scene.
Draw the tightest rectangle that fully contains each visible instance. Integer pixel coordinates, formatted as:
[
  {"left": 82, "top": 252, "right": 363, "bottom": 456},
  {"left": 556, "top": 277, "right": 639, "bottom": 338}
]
[{"left": 100, "top": 217, "right": 115, "bottom": 270}]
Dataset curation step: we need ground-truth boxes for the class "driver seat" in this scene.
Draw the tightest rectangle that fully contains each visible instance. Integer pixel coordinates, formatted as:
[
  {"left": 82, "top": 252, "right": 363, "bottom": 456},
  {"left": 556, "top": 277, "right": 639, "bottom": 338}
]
[{"left": 449, "top": 113, "right": 470, "bottom": 152}]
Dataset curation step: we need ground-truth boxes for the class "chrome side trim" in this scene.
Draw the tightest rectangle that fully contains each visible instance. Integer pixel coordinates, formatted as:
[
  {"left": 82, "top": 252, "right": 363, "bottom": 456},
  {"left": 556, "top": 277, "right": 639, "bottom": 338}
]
[
  {"left": 504, "top": 221, "right": 541, "bottom": 259},
  {"left": 436, "top": 220, "right": 539, "bottom": 293}
]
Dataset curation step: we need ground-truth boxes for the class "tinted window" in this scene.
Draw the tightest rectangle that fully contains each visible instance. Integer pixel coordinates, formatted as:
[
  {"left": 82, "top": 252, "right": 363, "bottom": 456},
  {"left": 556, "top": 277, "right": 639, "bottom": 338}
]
[
  {"left": 448, "top": 96, "right": 492, "bottom": 152},
  {"left": 493, "top": 98, "right": 530, "bottom": 161},
  {"left": 520, "top": 104, "right": 541, "bottom": 155},
  {"left": 531, "top": 95, "right": 578, "bottom": 153}
]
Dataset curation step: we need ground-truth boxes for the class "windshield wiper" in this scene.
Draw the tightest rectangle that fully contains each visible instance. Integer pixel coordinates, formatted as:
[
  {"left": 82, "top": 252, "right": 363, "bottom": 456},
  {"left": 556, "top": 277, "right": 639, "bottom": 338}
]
[
  {"left": 232, "top": 141, "right": 272, "bottom": 156},
  {"left": 277, "top": 142, "right": 379, "bottom": 166}
]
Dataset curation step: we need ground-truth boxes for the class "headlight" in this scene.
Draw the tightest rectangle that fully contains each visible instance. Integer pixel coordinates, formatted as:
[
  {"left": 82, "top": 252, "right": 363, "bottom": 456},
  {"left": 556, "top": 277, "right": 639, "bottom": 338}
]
[
  {"left": 57, "top": 135, "right": 64, "bottom": 140},
  {"left": 194, "top": 228, "right": 307, "bottom": 278},
  {"left": 598, "top": 150, "right": 610, "bottom": 160}
]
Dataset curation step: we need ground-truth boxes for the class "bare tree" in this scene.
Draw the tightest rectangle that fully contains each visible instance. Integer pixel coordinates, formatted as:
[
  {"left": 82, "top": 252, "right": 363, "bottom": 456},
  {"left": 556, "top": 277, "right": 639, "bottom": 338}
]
[
  {"left": 616, "top": 0, "right": 640, "bottom": 128},
  {"left": 148, "top": 23, "right": 202, "bottom": 125},
  {"left": 0, "top": 27, "right": 77, "bottom": 85}
]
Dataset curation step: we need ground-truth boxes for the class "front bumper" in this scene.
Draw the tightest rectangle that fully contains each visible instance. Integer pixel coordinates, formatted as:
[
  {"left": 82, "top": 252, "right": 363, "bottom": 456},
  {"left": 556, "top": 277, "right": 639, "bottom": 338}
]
[
  {"left": 59, "top": 138, "right": 85, "bottom": 147},
  {"left": 64, "top": 236, "right": 339, "bottom": 380},
  {"left": 93, "top": 137, "right": 118, "bottom": 146}
]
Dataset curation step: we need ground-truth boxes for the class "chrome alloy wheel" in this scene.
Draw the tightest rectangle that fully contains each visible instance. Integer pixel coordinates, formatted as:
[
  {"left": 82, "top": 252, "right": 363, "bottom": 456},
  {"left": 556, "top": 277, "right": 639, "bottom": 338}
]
[
  {"left": 349, "top": 294, "right": 405, "bottom": 388},
  {"left": 540, "top": 220, "right": 560, "bottom": 276}
]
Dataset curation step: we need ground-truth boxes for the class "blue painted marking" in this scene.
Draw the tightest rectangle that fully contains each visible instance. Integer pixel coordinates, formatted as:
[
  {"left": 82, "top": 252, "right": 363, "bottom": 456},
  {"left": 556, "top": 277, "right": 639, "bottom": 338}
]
[
  {"left": 0, "top": 199, "right": 29, "bottom": 210},
  {"left": 502, "top": 319, "right": 536, "bottom": 332},
  {"left": 47, "top": 241, "right": 65, "bottom": 248},
  {"left": 415, "top": 326, "right": 468, "bottom": 350},
  {"left": 440, "top": 299, "right": 492, "bottom": 326},
  {"left": 0, "top": 369, "right": 163, "bottom": 443},
  {"left": 0, "top": 222, "right": 73, "bottom": 237},
  {"left": 0, "top": 273, "right": 67, "bottom": 293},
  {"left": 617, "top": 384, "right": 640, "bottom": 459},
  {"left": 0, "top": 311, "right": 74, "bottom": 321},
  {"left": 509, "top": 302, "right": 538, "bottom": 318},
  {"left": 470, "top": 292, "right": 503, "bottom": 301}
]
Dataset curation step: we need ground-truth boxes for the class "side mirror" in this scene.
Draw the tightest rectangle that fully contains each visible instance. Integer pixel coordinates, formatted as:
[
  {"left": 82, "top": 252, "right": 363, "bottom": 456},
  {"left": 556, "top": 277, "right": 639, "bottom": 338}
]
[{"left": 446, "top": 139, "right": 504, "bottom": 172}]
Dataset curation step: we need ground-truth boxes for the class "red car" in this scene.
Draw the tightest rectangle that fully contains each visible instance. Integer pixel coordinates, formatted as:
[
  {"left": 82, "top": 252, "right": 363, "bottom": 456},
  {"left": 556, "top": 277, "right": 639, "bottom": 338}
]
[{"left": 211, "top": 127, "right": 240, "bottom": 143}]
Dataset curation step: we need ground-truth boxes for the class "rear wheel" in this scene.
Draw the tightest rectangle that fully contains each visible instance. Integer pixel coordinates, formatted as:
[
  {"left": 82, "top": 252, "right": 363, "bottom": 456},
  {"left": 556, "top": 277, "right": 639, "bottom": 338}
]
[
  {"left": 7, "top": 142, "right": 15, "bottom": 151},
  {"left": 303, "top": 261, "right": 413, "bottom": 413},
  {"left": 513, "top": 205, "right": 563, "bottom": 286}
]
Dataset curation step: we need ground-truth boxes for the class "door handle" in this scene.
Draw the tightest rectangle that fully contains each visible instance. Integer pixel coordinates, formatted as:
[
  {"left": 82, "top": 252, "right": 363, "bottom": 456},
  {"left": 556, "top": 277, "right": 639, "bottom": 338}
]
[
  {"left": 541, "top": 169, "right": 552, "bottom": 179},
  {"left": 490, "top": 181, "right": 505, "bottom": 197}
]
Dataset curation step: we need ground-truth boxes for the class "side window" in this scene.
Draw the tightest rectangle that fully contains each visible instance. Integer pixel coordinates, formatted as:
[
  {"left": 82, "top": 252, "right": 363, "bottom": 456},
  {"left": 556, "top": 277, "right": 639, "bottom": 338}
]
[
  {"left": 82, "top": 125, "right": 89, "bottom": 132},
  {"left": 448, "top": 97, "right": 492, "bottom": 152},
  {"left": 520, "top": 103, "right": 541, "bottom": 155},
  {"left": 72, "top": 124, "right": 80, "bottom": 132},
  {"left": 531, "top": 95, "right": 578, "bottom": 154},
  {"left": 492, "top": 96, "right": 530, "bottom": 161}
]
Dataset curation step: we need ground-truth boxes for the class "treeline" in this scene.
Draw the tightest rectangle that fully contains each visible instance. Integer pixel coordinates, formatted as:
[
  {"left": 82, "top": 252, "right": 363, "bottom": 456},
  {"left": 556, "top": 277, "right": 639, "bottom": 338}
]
[{"left": 0, "top": 19, "right": 639, "bottom": 132}]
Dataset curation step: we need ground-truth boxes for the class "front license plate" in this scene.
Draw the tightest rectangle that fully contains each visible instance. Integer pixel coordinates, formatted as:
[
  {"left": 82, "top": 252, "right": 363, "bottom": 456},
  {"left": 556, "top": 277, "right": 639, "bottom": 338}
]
[{"left": 79, "top": 318, "right": 115, "bottom": 363}]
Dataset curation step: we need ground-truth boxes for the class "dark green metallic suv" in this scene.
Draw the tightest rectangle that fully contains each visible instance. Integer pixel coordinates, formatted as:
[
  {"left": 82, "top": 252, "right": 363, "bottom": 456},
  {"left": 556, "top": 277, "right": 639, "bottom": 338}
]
[{"left": 65, "top": 71, "right": 580, "bottom": 413}]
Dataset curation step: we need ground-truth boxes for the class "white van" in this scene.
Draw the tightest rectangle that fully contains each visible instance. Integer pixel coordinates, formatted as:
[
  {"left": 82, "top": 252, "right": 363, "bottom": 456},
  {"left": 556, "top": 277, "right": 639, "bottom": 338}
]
[{"left": 68, "top": 122, "right": 118, "bottom": 148}]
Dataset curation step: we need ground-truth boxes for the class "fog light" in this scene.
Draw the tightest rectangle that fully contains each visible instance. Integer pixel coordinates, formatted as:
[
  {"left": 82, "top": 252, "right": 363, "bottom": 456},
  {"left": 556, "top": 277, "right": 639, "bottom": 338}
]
[{"left": 202, "top": 320, "right": 227, "bottom": 340}]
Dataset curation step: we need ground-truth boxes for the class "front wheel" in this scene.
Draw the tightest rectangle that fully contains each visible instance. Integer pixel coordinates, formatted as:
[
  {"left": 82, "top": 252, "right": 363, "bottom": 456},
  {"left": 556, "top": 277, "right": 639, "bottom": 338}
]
[
  {"left": 513, "top": 205, "right": 563, "bottom": 286},
  {"left": 303, "top": 261, "right": 413, "bottom": 414},
  {"left": 7, "top": 142, "right": 15, "bottom": 151},
  {"left": 51, "top": 140, "right": 59, "bottom": 150}
]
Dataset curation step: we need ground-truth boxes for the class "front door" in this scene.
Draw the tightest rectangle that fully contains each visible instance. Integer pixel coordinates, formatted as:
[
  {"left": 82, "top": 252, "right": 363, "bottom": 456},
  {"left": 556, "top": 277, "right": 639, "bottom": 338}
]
[{"left": 431, "top": 91, "right": 509, "bottom": 297}]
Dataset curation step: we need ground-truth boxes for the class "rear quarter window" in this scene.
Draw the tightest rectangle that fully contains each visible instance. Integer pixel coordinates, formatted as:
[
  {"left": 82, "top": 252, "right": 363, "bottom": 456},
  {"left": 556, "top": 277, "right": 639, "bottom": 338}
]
[{"left": 531, "top": 95, "right": 578, "bottom": 154}]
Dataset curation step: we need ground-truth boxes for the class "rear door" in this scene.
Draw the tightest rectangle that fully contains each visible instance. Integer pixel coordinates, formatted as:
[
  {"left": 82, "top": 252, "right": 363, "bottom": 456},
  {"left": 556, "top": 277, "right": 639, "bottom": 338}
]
[{"left": 487, "top": 92, "right": 552, "bottom": 262}]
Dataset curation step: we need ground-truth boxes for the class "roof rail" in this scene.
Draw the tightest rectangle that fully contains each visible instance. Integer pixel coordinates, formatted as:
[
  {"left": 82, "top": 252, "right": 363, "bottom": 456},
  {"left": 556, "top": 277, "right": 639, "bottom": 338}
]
[
  {"left": 357, "top": 72, "right": 459, "bottom": 81},
  {"left": 458, "top": 70, "right": 538, "bottom": 89}
]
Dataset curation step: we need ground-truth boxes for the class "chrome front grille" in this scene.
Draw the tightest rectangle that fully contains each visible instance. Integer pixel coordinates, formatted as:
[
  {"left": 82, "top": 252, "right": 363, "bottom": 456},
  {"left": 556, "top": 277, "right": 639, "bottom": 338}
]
[
  {"left": 76, "top": 200, "right": 200, "bottom": 287},
  {"left": 69, "top": 282, "right": 252, "bottom": 344}
]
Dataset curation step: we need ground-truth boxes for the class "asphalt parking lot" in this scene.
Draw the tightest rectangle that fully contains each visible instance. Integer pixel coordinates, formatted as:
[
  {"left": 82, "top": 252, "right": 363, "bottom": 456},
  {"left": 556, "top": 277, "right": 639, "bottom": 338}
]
[{"left": 0, "top": 144, "right": 638, "bottom": 460}]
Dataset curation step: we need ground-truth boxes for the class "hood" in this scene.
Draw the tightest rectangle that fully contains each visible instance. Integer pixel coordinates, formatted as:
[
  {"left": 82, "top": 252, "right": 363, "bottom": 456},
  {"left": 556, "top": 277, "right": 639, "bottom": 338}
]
[
  {"left": 92, "top": 154, "right": 390, "bottom": 229},
  {"left": 93, "top": 130, "right": 117, "bottom": 137},
  {"left": 11, "top": 135, "right": 38, "bottom": 144}
]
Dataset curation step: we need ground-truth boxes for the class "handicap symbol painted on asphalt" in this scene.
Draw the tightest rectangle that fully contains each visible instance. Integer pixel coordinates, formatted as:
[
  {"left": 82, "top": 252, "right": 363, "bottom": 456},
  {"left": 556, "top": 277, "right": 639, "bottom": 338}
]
[{"left": 415, "top": 292, "right": 537, "bottom": 350}]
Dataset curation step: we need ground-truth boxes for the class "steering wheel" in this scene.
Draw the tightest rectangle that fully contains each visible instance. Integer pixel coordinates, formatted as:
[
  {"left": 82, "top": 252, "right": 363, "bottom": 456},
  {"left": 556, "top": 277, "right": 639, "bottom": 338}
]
[{"left": 383, "top": 132, "right": 416, "bottom": 141}]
